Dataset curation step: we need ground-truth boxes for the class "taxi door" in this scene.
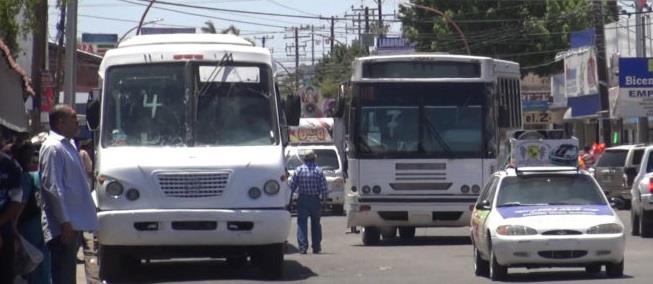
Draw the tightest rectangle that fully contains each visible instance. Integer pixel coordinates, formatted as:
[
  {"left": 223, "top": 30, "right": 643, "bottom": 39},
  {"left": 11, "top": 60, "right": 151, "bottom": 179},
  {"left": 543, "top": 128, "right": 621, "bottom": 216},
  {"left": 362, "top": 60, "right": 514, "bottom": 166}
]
[{"left": 471, "top": 176, "right": 499, "bottom": 255}]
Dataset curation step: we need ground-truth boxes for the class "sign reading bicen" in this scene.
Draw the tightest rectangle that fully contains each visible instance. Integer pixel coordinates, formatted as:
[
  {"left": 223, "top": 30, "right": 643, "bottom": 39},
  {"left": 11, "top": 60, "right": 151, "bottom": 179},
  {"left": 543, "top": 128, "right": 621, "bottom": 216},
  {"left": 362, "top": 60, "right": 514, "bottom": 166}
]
[
  {"left": 615, "top": 57, "right": 653, "bottom": 117},
  {"left": 510, "top": 137, "right": 579, "bottom": 167}
]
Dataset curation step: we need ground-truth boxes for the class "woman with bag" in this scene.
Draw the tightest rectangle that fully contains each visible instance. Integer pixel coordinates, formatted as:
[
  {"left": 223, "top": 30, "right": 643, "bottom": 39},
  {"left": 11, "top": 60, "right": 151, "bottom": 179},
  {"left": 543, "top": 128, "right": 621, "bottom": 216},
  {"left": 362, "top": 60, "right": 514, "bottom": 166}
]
[{"left": 12, "top": 142, "right": 51, "bottom": 284}]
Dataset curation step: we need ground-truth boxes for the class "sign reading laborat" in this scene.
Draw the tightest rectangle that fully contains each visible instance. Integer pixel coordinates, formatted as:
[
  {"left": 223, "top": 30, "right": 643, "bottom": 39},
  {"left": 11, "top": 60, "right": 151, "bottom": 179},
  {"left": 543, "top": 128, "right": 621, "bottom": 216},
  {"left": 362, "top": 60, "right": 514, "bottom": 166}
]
[{"left": 616, "top": 57, "right": 653, "bottom": 117}]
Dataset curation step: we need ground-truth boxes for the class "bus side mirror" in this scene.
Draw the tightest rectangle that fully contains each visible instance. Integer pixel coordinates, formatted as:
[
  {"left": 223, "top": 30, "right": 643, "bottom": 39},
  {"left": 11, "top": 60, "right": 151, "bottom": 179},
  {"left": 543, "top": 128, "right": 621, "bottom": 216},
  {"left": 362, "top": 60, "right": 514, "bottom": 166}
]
[
  {"left": 86, "top": 95, "right": 100, "bottom": 131},
  {"left": 284, "top": 95, "right": 301, "bottom": 126}
]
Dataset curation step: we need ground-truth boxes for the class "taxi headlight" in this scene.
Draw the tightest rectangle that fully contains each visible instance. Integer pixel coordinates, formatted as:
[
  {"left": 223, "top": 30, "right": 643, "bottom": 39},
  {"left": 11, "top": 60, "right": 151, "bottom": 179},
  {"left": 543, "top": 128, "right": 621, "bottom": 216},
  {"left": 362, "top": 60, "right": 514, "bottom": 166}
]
[
  {"left": 105, "top": 181, "right": 124, "bottom": 197},
  {"left": 263, "top": 180, "right": 280, "bottom": 195},
  {"left": 248, "top": 187, "right": 262, "bottom": 199},
  {"left": 496, "top": 225, "right": 538, "bottom": 236},
  {"left": 587, "top": 223, "right": 623, "bottom": 234}
]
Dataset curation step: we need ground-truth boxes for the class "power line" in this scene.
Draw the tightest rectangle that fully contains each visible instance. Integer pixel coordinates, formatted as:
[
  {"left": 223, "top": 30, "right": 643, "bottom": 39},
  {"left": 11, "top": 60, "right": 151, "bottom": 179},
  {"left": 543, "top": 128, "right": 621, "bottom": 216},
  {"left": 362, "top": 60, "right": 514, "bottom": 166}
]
[{"left": 117, "top": 0, "right": 288, "bottom": 29}]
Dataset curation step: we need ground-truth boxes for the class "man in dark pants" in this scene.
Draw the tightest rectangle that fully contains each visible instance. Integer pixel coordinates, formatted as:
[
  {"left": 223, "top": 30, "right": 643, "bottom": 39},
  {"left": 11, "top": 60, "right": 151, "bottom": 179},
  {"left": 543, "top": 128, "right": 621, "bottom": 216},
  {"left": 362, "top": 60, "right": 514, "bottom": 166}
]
[{"left": 290, "top": 150, "right": 328, "bottom": 254}]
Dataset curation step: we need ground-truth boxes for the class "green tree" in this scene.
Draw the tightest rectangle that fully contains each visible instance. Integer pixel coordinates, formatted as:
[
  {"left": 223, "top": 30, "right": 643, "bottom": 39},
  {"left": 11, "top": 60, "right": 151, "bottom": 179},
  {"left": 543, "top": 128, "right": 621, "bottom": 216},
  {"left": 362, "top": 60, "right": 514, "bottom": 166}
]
[
  {"left": 314, "top": 42, "right": 368, "bottom": 98},
  {"left": 399, "top": 0, "right": 614, "bottom": 75},
  {"left": 0, "top": 0, "right": 41, "bottom": 53}
]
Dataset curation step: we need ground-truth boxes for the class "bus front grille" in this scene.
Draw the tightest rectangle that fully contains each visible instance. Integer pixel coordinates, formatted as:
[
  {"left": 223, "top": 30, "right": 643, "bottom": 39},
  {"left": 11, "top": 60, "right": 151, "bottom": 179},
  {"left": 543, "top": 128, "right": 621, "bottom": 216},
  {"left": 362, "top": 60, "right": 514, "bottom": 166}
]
[{"left": 156, "top": 172, "right": 230, "bottom": 198}]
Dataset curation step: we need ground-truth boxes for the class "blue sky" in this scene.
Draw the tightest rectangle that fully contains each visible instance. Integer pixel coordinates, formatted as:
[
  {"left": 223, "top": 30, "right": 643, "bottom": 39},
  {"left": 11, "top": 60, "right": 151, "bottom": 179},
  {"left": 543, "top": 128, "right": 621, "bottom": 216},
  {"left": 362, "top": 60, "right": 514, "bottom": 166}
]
[{"left": 48, "top": 0, "right": 406, "bottom": 68}]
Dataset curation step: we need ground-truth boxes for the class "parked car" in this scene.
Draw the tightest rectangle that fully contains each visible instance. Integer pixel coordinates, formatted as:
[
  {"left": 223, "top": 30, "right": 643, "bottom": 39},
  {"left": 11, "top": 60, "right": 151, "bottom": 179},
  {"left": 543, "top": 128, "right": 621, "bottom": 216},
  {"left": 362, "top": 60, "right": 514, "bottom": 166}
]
[
  {"left": 471, "top": 167, "right": 625, "bottom": 281},
  {"left": 285, "top": 145, "right": 346, "bottom": 214},
  {"left": 593, "top": 144, "right": 645, "bottom": 207},
  {"left": 628, "top": 144, "right": 653, "bottom": 237}
]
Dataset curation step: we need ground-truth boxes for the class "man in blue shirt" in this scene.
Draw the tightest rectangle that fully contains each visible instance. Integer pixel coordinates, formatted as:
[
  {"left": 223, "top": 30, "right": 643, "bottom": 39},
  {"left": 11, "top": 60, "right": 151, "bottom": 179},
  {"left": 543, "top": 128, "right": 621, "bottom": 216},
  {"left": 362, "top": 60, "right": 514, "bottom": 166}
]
[
  {"left": 289, "top": 150, "right": 327, "bottom": 254},
  {"left": 40, "top": 105, "right": 98, "bottom": 284}
]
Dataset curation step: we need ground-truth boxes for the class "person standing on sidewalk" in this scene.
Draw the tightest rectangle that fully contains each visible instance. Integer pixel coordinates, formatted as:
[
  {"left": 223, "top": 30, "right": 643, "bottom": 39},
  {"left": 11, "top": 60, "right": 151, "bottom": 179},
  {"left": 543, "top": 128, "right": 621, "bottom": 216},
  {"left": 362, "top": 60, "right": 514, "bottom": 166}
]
[
  {"left": 0, "top": 136, "right": 23, "bottom": 283},
  {"left": 289, "top": 150, "right": 328, "bottom": 254},
  {"left": 40, "top": 105, "right": 98, "bottom": 284}
]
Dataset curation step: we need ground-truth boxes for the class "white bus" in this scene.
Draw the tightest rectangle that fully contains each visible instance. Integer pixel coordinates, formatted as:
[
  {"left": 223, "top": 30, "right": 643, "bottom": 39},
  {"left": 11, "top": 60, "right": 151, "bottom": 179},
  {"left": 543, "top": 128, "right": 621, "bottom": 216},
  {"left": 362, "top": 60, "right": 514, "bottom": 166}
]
[
  {"left": 87, "top": 34, "right": 300, "bottom": 281},
  {"left": 338, "top": 54, "right": 522, "bottom": 244}
]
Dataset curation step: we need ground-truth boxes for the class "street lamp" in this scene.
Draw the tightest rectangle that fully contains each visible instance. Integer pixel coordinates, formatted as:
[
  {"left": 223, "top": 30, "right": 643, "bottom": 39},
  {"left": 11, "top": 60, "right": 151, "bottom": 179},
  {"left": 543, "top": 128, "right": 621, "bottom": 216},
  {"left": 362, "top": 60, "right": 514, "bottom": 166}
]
[
  {"left": 402, "top": 3, "right": 471, "bottom": 55},
  {"left": 118, "top": 18, "right": 164, "bottom": 44}
]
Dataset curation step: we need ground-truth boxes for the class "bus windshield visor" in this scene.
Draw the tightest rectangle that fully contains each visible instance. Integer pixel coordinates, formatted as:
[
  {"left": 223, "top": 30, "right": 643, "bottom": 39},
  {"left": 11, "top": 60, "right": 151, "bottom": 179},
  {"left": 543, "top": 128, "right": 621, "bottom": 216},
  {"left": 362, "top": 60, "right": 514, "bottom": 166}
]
[{"left": 356, "top": 83, "right": 486, "bottom": 157}]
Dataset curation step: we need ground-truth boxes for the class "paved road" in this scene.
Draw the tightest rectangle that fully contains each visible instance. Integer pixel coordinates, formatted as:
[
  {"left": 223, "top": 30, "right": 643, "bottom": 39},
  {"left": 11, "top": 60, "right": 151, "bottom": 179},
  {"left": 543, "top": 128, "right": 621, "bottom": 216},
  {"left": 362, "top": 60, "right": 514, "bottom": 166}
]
[{"left": 78, "top": 210, "right": 653, "bottom": 283}]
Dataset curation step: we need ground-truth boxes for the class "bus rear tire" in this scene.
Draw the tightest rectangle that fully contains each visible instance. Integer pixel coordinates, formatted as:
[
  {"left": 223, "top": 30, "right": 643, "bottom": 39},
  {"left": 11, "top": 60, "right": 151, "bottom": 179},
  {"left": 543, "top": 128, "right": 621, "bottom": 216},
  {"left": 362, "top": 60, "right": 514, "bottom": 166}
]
[
  {"left": 362, "top": 226, "right": 380, "bottom": 245},
  {"left": 399, "top": 227, "right": 416, "bottom": 240}
]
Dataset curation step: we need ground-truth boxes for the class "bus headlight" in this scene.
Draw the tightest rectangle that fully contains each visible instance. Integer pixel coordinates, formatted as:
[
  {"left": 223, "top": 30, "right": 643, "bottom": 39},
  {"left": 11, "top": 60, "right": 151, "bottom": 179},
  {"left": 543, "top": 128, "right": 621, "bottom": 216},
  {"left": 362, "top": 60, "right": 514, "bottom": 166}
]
[
  {"left": 264, "top": 180, "right": 280, "bottom": 195},
  {"left": 460, "top": 185, "right": 470, "bottom": 193},
  {"left": 471, "top": 185, "right": 481, "bottom": 194},
  {"left": 248, "top": 187, "right": 262, "bottom": 199},
  {"left": 105, "top": 181, "right": 124, "bottom": 197},
  {"left": 126, "top": 188, "right": 140, "bottom": 201},
  {"left": 362, "top": 185, "right": 371, "bottom": 194},
  {"left": 372, "top": 185, "right": 381, "bottom": 194}
]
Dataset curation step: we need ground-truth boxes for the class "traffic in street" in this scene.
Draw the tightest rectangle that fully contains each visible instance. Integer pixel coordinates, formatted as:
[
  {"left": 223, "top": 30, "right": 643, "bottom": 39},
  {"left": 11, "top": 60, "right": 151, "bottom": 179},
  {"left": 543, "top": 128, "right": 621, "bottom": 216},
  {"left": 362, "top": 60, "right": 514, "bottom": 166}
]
[{"left": 78, "top": 209, "right": 652, "bottom": 284}]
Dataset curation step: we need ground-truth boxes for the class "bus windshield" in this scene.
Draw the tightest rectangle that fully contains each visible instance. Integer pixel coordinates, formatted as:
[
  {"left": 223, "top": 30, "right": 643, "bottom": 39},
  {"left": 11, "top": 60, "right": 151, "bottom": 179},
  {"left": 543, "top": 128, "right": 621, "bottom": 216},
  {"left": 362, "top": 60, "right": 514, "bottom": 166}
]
[
  {"left": 354, "top": 83, "right": 487, "bottom": 158},
  {"left": 102, "top": 63, "right": 276, "bottom": 147}
]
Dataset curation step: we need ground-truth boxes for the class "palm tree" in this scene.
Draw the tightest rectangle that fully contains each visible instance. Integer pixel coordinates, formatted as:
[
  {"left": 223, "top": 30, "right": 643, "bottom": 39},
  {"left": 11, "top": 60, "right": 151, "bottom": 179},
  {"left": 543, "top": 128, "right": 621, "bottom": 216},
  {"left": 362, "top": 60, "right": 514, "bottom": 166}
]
[
  {"left": 201, "top": 21, "right": 217, "bottom": 34},
  {"left": 220, "top": 25, "right": 240, "bottom": 35}
]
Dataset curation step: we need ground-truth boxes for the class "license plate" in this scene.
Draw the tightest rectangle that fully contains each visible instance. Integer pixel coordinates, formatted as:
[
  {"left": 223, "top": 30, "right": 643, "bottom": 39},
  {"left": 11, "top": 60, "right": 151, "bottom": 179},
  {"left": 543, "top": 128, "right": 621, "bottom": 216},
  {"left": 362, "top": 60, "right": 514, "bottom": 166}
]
[
  {"left": 546, "top": 239, "right": 579, "bottom": 247},
  {"left": 409, "top": 212, "right": 432, "bottom": 223}
]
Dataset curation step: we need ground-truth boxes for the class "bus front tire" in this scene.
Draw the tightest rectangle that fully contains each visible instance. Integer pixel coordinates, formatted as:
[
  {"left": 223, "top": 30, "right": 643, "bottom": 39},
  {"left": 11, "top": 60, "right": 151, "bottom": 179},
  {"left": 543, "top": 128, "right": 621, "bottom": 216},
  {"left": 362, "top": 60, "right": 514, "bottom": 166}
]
[
  {"left": 362, "top": 226, "right": 380, "bottom": 245},
  {"left": 257, "top": 244, "right": 284, "bottom": 279},
  {"left": 99, "top": 246, "right": 138, "bottom": 282}
]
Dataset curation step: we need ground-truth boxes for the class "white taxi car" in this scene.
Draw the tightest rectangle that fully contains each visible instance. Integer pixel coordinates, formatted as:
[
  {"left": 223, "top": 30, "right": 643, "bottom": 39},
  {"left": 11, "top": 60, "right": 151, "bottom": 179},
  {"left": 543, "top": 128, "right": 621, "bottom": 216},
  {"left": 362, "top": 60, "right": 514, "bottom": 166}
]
[{"left": 470, "top": 167, "right": 625, "bottom": 281}]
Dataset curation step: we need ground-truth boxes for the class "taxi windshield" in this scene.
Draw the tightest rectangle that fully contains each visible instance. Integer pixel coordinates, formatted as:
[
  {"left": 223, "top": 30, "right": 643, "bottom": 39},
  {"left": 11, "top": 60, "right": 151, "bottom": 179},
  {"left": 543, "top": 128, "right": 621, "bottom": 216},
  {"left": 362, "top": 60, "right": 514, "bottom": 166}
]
[{"left": 496, "top": 175, "right": 606, "bottom": 207}]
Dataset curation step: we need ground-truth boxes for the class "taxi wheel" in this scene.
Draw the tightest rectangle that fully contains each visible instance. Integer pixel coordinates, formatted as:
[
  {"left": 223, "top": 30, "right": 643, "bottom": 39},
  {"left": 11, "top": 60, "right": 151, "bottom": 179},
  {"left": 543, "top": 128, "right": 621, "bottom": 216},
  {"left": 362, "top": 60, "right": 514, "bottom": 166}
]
[
  {"left": 362, "top": 226, "right": 381, "bottom": 245},
  {"left": 585, "top": 264, "right": 601, "bottom": 274},
  {"left": 474, "top": 247, "right": 489, "bottom": 277},
  {"left": 606, "top": 260, "right": 624, "bottom": 278},
  {"left": 641, "top": 210, "right": 653, "bottom": 237},
  {"left": 631, "top": 210, "right": 640, "bottom": 236},
  {"left": 489, "top": 250, "right": 507, "bottom": 281}
]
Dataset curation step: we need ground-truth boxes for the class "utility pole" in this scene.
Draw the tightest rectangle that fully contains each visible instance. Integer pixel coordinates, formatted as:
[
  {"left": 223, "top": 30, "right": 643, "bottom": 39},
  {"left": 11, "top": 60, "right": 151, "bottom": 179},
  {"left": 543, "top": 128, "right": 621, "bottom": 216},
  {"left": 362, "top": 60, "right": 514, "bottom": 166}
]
[
  {"left": 635, "top": 0, "right": 649, "bottom": 143},
  {"left": 330, "top": 16, "right": 335, "bottom": 54},
  {"left": 254, "top": 35, "right": 274, "bottom": 47},
  {"left": 64, "top": 0, "right": 77, "bottom": 106},
  {"left": 377, "top": 0, "right": 383, "bottom": 36},
  {"left": 311, "top": 25, "right": 315, "bottom": 66},
  {"left": 295, "top": 27, "right": 299, "bottom": 90},
  {"left": 593, "top": 1, "right": 610, "bottom": 145},
  {"left": 31, "top": 0, "right": 47, "bottom": 132},
  {"left": 358, "top": 13, "right": 362, "bottom": 48}
]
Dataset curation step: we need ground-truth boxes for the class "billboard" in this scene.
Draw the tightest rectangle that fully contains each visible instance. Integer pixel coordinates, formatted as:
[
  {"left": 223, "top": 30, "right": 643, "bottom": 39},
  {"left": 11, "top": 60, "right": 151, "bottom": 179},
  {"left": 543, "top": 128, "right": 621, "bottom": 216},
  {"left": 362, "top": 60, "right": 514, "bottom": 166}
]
[
  {"left": 615, "top": 57, "right": 653, "bottom": 117},
  {"left": 140, "top": 27, "right": 196, "bottom": 35},
  {"left": 564, "top": 48, "right": 599, "bottom": 97}
]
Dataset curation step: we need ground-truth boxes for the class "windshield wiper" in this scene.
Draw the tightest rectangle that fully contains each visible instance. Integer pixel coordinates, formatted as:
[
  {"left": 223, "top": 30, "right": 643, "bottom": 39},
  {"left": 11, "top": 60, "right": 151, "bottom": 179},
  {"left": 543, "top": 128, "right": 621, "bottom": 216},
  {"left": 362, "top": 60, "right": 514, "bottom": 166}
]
[
  {"left": 497, "top": 202, "right": 547, "bottom": 207},
  {"left": 422, "top": 116, "right": 451, "bottom": 153}
]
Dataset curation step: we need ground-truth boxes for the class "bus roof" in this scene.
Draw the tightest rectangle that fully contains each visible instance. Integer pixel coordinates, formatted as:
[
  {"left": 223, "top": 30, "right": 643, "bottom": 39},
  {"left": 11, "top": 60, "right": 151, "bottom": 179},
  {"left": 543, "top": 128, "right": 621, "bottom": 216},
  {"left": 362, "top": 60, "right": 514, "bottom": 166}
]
[
  {"left": 118, "top": 33, "right": 254, "bottom": 48},
  {"left": 100, "top": 34, "right": 270, "bottom": 77},
  {"left": 351, "top": 53, "right": 519, "bottom": 82}
]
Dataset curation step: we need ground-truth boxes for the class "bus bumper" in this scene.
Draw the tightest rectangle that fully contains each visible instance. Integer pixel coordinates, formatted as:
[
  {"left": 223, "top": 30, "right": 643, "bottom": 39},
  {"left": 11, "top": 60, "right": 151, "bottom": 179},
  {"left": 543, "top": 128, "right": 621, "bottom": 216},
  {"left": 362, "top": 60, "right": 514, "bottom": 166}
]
[{"left": 97, "top": 208, "right": 290, "bottom": 246}]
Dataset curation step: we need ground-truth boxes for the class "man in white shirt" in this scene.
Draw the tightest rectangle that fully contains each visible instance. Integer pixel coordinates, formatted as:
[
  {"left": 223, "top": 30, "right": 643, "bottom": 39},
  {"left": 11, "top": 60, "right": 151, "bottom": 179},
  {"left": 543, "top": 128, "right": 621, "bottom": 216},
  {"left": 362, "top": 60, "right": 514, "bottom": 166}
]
[{"left": 40, "top": 105, "right": 98, "bottom": 284}]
